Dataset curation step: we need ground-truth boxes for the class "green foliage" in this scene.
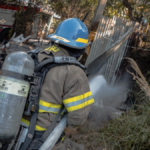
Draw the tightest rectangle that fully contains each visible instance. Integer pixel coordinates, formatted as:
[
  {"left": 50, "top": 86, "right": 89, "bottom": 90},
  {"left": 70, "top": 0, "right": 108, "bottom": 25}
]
[
  {"left": 13, "top": 4, "right": 40, "bottom": 37},
  {"left": 104, "top": 0, "right": 127, "bottom": 18},
  {"left": 49, "top": 0, "right": 99, "bottom": 29},
  {"left": 98, "top": 92, "right": 150, "bottom": 150},
  {"left": 104, "top": 0, "right": 150, "bottom": 22}
]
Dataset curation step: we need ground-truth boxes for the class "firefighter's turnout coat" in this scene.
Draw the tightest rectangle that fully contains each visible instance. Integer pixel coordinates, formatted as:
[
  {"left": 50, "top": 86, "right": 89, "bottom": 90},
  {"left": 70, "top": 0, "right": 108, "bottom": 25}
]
[{"left": 22, "top": 45, "right": 94, "bottom": 131}]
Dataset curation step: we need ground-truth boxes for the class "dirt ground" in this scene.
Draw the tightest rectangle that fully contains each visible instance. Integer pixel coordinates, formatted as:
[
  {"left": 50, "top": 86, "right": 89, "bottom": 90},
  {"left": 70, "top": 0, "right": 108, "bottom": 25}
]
[{"left": 65, "top": 124, "right": 106, "bottom": 150}]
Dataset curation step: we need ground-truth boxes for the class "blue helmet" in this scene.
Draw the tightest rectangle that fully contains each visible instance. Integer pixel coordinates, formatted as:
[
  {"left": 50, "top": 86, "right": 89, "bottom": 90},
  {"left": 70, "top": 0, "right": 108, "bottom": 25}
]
[{"left": 47, "top": 18, "right": 89, "bottom": 49}]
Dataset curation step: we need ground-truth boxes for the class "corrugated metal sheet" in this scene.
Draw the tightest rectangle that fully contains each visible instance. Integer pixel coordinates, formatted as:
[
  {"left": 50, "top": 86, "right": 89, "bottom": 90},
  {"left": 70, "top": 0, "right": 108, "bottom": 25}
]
[{"left": 86, "top": 16, "right": 135, "bottom": 85}]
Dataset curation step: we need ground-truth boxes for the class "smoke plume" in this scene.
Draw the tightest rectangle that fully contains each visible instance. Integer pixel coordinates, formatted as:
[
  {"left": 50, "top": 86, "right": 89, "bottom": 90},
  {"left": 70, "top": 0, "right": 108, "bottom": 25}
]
[{"left": 87, "top": 73, "right": 131, "bottom": 130}]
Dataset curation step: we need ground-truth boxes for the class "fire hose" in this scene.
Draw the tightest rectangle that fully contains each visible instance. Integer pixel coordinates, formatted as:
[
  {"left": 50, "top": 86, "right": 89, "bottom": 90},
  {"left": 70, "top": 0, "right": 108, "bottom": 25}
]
[{"left": 39, "top": 115, "right": 67, "bottom": 150}]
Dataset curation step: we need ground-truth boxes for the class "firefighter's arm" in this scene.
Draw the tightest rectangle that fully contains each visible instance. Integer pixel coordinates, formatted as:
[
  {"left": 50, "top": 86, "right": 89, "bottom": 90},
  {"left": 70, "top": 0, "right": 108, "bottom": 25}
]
[{"left": 63, "top": 65, "right": 94, "bottom": 127}]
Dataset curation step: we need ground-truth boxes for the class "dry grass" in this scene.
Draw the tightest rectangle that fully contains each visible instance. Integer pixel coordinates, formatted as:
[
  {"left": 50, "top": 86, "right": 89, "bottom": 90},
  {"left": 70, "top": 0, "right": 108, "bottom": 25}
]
[{"left": 126, "top": 57, "right": 150, "bottom": 100}]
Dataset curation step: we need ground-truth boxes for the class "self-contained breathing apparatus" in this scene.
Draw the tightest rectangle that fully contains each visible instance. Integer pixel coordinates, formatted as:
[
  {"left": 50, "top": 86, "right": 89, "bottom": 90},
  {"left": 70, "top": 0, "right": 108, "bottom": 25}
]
[{"left": 0, "top": 47, "right": 86, "bottom": 150}]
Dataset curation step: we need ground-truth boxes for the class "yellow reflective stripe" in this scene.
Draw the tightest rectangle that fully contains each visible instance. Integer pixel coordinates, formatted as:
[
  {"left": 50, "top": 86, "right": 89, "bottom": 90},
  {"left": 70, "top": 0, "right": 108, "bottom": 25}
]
[
  {"left": 39, "top": 100, "right": 62, "bottom": 113},
  {"left": 76, "top": 38, "right": 88, "bottom": 44},
  {"left": 61, "top": 136, "right": 65, "bottom": 142},
  {"left": 63, "top": 91, "right": 94, "bottom": 112},
  {"left": 39, "top": 100, "right": 62, "bottom": 108},
  {"left": 63, "top": 91, "right": 92, "bottom": 104},
  {"left": 67, "top": 99, "right": 94, "bottom": 112},
  {"left": 21, "top": 118, "right": 46, "bottom": 131},
  {"left": 44, "top": 46, "right": 60, "bottom": 52}
]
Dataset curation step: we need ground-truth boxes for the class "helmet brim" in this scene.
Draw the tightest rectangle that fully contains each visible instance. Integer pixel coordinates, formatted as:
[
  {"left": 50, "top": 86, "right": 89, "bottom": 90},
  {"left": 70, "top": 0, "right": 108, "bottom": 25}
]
[{"left": 47, "top": 34, "right": 88, "bottom": 49}]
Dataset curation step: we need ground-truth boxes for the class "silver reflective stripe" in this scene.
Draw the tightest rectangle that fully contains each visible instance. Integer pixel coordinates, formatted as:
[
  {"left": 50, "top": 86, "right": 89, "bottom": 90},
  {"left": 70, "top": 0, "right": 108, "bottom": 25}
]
[
  {"left": 64, "top": 95, "right": 93, "bottom": 108},
  {"left": 39, "top": 105, "right": 61, "bottom": 113},
  {"left": 21, "top": 122, "right": 28, "bottom": 128}
]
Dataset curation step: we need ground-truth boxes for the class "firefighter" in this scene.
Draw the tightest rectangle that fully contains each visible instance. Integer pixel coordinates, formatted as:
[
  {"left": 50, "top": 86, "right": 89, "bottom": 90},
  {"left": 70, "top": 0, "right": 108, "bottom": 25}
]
[{"left": 22, "top": 18, "right": 94, "bottom": 150}]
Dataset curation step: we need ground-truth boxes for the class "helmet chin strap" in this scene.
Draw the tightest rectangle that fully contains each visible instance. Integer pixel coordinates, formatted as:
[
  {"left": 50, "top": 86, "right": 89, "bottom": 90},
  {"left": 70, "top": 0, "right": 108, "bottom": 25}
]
[
  {"left": 54, "top": 40, "right": 60, "bottom": 46},
  {"left": 77, "top": 54, "right": 83, "bottom": 61}
]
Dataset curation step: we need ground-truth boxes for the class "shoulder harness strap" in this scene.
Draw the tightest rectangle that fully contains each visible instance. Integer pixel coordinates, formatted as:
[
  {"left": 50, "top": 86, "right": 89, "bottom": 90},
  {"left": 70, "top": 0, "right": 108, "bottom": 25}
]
[{"left": 35, "top": 56, "right": 86, "bottom": 73}]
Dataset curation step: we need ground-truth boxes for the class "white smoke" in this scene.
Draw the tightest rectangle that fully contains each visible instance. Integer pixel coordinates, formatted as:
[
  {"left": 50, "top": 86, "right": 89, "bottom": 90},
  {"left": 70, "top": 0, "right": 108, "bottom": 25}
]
[
  {"left": 89, "top": 75, "right": 128, "bottom": 109},
  {"left": 88, "top": 74, "right": 130, "bottom": 130}
]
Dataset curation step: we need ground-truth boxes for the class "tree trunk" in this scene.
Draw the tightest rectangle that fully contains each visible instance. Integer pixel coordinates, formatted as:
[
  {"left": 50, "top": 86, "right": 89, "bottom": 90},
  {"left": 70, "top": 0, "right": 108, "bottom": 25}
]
[
  {"left": 90, "top": 0, "right": 108, "bottom": 31},
  {"left": 80, "top": 0, "right": 108, "bottom": 65}
]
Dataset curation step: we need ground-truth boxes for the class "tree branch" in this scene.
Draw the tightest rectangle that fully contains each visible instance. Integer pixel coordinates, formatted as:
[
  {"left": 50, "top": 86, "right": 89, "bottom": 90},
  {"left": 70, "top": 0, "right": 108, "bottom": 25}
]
[{"left": 122, "top": 0, "right": 135, "bottom": 21}]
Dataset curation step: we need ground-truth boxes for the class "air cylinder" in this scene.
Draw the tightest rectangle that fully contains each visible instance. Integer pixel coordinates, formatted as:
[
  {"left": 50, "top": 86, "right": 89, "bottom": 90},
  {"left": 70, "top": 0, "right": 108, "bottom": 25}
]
[{"left": 0, "top": 52, "right": 34, "bottom": 144}]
